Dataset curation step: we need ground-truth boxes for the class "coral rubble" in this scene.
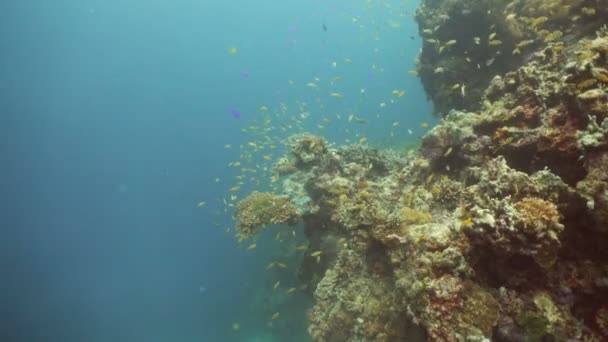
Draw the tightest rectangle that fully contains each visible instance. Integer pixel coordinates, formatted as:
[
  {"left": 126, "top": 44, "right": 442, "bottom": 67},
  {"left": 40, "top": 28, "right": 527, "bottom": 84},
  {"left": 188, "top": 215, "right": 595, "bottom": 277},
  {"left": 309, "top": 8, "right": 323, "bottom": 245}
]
[{"left": 236, "top": 3, "right": 608, "bottom": 341}]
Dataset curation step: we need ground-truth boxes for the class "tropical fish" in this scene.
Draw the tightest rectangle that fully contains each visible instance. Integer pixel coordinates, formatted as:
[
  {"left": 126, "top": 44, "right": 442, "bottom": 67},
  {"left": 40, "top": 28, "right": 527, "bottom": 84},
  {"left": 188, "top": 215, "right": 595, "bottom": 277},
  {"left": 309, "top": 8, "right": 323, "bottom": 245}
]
[
  {"left": 247, "top": 243, "right": 257, "bottom": 251},
  {"left": 311, "top": 250, "right": 322, "bottom": 257},
  {"left": 229, "top": 109, "right": 241, "bottom": 119}
]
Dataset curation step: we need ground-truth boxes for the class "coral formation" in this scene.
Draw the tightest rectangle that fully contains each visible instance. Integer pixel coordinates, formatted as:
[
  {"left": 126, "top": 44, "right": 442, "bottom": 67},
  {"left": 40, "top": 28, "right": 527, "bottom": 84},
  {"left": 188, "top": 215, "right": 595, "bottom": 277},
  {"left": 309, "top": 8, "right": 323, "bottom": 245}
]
[
  {"left": 235, "top": 192, "right": 300, "bottom": 239},
  {"left": 236, "top": 3, "right": 608, "bottom": 341}
]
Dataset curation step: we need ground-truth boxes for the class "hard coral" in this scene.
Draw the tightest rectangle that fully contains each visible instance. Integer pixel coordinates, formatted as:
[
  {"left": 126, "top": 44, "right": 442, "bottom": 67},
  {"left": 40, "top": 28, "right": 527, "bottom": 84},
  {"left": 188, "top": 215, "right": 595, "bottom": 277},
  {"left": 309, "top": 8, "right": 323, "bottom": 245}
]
[
  {"left": 289, "top": 134, "right": 327, "bottom": 166},
  {"left": 235, "top": 191, "right": 299, "bottom": 239}
]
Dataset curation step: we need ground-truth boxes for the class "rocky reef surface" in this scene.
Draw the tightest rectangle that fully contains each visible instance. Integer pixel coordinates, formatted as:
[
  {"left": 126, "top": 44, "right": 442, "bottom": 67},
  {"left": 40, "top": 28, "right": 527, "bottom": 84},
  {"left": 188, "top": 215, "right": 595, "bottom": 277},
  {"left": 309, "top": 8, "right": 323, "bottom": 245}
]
[{"left": 235, "top": 2, "right": 608, "bottom": 341}]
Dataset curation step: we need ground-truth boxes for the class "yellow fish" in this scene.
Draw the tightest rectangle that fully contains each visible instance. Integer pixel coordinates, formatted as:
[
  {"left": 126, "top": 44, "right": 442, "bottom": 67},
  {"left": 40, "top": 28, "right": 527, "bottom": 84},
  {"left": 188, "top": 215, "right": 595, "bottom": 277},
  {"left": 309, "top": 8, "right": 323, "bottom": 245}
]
[
  {"left": 330, "top": 92, "right": 343, "bottom": 98},
  {"left": 259, "top": 106, "right": 268, "bottom": 112},
  {"left": 273, "top": 281, "right": 280, "bottom": 290},
  {"left": 232, "top": 323, "right": 240, "bottom": 331},
  {"left": 277, "top": 262, "right": 287, "bottom": 269},
  {"left": 247, "top": 243, "right": 257, "bottom": 251},
  {"left": 196, "top": 201, "right": 206, "bottom": 207},
  {"left": 229, "top": 185, "right": 241, "bottom": 192},
  {"left": 263, "top": 155, "right": 272, "bottom": 161},
  {"left": 392, "top": 121, "right": 400, "bottom": 127},
  {"left": 462, "top": 217, "right": 473, "bottom": 226},
  {"left": 287, "top": 287, "right": 297, "bottom": 294},
  {"left": 296, "top": 245, "right": 308, "bottom": 251},
  {"left": 271, "top": 312, "right": 280, "bottom": 320},
  {"left": 420, "top": 122, "right": 429, "bottom": 128},
  {"left": 391, "top": 89, "right": 406, "bottom": 97},
  {"left": 266, "top": 262, "right": 276, "bottom": 270},
  {"left": 229, "top": 47, "right": 238, "bottom": 55},
  {"left": 311, "top": 250, "right": 322, "bottom": 257},
  {"left": 359, "top": 137, "right": 368, "bottom": 144},
  {"left": 224, "top": 144, "right": 232, "bottom": 148}
]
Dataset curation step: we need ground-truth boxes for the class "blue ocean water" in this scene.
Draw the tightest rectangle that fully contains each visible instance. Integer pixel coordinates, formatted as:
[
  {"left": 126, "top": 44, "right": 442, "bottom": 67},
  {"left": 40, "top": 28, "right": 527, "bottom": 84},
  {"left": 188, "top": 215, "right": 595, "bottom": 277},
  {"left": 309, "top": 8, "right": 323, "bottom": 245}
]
[{"left": 1, "top": 0, "right": 431, "bottom": 341}]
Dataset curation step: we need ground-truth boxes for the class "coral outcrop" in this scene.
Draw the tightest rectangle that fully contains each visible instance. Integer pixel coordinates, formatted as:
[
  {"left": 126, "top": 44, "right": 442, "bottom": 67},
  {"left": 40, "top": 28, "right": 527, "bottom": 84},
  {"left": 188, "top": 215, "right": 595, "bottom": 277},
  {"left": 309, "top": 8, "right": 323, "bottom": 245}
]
[
  {"left": 235, "top": 191, "right": 299, "bottom": 239},
  {"left": 235, "top": 4, "right": 608, "bottom": 342}
]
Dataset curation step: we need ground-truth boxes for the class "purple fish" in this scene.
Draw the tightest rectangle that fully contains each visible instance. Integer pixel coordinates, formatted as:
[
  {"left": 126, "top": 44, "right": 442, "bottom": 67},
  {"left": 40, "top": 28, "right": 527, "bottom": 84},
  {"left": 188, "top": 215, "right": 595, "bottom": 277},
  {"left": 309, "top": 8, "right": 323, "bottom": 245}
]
[
  {"left": 240, "top": 71, "right": 249, "bottom": 78},
  {"left": 230, "top": 109, "right": 241, "bottom": 119}
]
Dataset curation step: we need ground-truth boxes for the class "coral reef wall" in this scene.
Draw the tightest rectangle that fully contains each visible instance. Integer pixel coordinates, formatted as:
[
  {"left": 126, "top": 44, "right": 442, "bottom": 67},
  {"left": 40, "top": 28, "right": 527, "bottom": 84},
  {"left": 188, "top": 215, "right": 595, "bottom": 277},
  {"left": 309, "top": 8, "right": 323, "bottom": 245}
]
[
  {"left": 415, "top": 0, "right": 607, "bottom": 116},
  {"left": 235, "top": 2, "right": 608, "bottom": 341}
]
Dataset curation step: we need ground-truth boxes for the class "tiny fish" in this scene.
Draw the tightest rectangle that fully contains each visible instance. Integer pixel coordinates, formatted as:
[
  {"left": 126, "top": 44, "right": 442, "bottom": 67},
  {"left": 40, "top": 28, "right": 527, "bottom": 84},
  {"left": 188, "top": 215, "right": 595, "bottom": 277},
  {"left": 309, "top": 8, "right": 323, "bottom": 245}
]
[
  {"left": 229, "top": 109, "right": 241, "bottom": 119},
  {"left": 462, "top": 217, "right": 473, "bottom": 226},
  {"left": 271, "top": 312, "right": 280, "bottom": 320},
  {"left": 247, "top": 243, "right": 257, "bottom": 251},
  {"left": 311, "top": 250, "right": 322, "bottom": 257},
  {"left": 273, "top": 281, "right": 280, "bottom": 290}
]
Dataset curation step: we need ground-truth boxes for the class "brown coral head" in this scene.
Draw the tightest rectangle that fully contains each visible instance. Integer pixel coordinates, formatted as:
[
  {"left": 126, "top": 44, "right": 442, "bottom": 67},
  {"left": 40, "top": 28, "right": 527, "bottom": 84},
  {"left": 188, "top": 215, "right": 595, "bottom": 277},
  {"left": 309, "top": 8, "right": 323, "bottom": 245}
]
[{"left": 235, "top": 191, "right": 300, "bottom": 239}]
